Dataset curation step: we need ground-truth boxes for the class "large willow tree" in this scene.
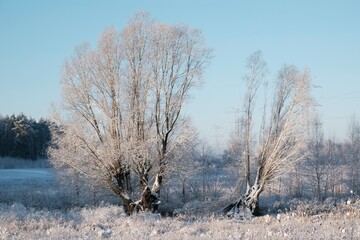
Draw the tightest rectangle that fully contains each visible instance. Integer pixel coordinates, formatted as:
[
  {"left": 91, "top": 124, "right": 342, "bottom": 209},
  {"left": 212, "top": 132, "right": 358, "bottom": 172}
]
[{"left": 49, "top": 12, "right": 211, "bottom": 215}]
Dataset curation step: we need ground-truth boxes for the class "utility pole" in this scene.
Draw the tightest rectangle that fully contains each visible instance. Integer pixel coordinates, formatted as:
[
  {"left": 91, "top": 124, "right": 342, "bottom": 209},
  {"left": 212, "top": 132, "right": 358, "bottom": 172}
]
[
  {"left": 229, "top": 107, "right": 241, "bottom": 137},
  {"left": 212, "top": 125, "right": 223, "bottom": 157}
]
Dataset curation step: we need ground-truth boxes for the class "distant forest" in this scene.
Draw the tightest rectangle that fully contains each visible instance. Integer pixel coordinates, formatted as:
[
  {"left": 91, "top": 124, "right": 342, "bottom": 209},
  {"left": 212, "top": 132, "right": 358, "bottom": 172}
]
[{"left": 0, "top": 114, "right": 52, "bottom": 160}]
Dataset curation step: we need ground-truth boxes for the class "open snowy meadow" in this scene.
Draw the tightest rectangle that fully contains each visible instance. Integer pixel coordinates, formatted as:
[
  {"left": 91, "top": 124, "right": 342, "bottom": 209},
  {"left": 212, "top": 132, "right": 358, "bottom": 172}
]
[
  {"left": 1, "top": 168, "right": 360, "bottom": 240},
  {"left": 1, "top": 201, "right": 360, "bottom": 239}
]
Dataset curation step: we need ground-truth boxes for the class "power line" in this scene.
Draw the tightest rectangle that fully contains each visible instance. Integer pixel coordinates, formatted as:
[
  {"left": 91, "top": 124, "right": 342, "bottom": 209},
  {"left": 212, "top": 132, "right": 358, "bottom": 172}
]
[{"left": 321, "top": 91, "right": 360, "bottom": 100}]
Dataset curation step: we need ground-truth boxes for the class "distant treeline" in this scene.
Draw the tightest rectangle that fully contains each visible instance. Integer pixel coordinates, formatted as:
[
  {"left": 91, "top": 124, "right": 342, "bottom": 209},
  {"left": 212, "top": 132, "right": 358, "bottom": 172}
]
[{"left": 0, "top": 114, "right": 52, "bottom": 160}]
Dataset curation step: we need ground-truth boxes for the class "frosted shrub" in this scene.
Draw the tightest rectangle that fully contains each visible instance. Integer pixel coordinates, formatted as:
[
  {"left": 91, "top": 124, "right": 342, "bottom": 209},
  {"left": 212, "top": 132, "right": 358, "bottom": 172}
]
[{"left": 10, "top": 203, "right": 27, "bottom": 219}]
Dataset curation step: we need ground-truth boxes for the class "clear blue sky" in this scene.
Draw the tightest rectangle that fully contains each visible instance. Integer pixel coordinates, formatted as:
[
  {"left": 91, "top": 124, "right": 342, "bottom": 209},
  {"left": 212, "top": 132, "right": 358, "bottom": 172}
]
[{"left": 1, "top": 0, "right": 359, "bottom": 149}]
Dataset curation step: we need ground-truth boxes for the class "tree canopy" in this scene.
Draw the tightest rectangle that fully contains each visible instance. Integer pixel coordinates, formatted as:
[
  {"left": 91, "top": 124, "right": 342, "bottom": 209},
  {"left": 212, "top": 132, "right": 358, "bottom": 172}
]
[
  {"left": 0, "top": 113, "right": 52, "bottom": 160},
  {"left": 49, "top": 12, "right": 211, "bottom": 214}
]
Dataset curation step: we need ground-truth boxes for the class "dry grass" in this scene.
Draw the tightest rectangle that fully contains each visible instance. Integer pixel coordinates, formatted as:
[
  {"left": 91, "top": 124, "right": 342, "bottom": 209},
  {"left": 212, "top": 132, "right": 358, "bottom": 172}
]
[
  {"left": 1, "top": 201, "right": 359, "bottom": 240},
  {"left": 1, "top": 166, "right": 360, "bottom": 239}
]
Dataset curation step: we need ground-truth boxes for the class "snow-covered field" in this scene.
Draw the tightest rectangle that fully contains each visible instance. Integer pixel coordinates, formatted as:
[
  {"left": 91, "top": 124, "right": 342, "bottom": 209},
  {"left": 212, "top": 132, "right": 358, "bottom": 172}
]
[
  {"left": 0, "top": 168, "right": 74, "bottom": 210},
  {"left": 0, "top": 202, "right": 360, "bottom": 239},
  {"left": 0, "top": 169, "right": 54, "bottom": 181},
  {"left": 1, "top": 169, "right": 360, "bottom": 239}
]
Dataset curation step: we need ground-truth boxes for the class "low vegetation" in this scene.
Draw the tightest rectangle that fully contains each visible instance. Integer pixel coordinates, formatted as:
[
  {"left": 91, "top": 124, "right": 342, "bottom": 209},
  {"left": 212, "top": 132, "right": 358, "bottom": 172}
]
[
  {"left": 1, "top": 200, "right": 359, "bottom": 239},
  {"left": 1, "top": 162, "right": 360, "bottom": 239}
]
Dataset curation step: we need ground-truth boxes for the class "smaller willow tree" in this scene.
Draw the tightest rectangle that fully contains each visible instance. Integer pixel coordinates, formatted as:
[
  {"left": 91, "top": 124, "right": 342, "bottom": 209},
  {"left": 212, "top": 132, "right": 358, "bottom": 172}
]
[
  {"left": 225, "top": 59, "right": 313, "bottom": 217},
  {"left": 49, "top": 12, "right": 211, "bottom": 215}
]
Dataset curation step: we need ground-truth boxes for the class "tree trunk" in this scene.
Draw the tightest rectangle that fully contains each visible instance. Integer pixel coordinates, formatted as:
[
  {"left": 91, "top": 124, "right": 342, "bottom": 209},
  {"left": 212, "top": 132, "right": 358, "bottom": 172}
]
[
  {"left": 224, "top": 183, "right": 262, "bottom": 218},
  {"left": 182, "top": 179, "right": 186, "bottom": 203},
  {"left": 110, "top": 175, "right": 161, "bottom": 215},
  {"left": 224, "top": 169, "right": 263, "bottom": 217},
  {"left": 109, "top": 175, "right": 135, "bottom": 215},
  {"left": 150, "top": 174, "right": 162, "bottom": 212}
]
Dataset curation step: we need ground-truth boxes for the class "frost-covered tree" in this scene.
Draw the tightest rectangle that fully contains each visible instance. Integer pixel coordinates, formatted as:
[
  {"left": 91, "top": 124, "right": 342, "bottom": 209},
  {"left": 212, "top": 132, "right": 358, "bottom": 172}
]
[
  {"left": 49, "top": 12, "right": 211, "bottom": 215},
  {"left": 225, "top": 63, "right": 313, "bottom": 217},
  {"left": 224, "top": 51, "right": 267, "bottom": 196},
  {"left": 346, "top": 115, "right": 360, "bottom": 194},
  {"left": 241, "top": 51, "right": 267, "bottom": 195},
  {"left": 304, "top": 115, "right": 332, "bottom": 200}
]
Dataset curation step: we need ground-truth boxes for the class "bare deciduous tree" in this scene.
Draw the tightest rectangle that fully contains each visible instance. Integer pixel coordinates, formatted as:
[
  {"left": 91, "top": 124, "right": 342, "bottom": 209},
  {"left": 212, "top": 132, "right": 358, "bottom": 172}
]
[
  {"left": 49, "top": 12, "right": 211, "bottom": 215},
  {"left": 304, "top": 115, "right": 332, "bottom": 200},
  {"left": 225, "top": 63, "right": 313, "bottom": 217},
  {"left": 241, "top": 51, "right": 267, "bottom": 195},
  {"left": 346, "top": 115, "right": 360, "bottom": 195}
]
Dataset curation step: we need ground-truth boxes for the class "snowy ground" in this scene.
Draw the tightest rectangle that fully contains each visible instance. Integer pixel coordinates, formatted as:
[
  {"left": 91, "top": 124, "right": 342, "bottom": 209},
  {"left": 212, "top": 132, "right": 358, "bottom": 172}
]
[
  {"left": 0, "top": 168, "right": 71, "bottom": 209},
  {"left": 0, "top": 203, "right": 359, "bottom": 239},
  {"left": 1, "top": 169, "right": 360, "bottom": 239},
  {"left": 0, "top": 169, "right": 54, "bottom": 181}
]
